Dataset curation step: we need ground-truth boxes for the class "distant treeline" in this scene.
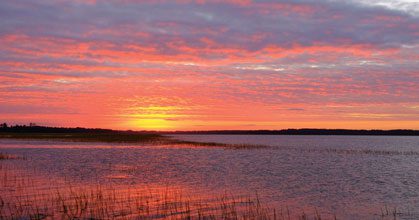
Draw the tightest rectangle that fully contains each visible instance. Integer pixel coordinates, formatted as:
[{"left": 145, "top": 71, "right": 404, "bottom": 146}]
[
  {"left": 164, "top": 129, "right": 419, "bottom": 136},
  {"left": 0, "top": 123, "right": 153, "bottom": 134},
  {"left": 1, "top": 123, "right": 418, "bottom": 136}
]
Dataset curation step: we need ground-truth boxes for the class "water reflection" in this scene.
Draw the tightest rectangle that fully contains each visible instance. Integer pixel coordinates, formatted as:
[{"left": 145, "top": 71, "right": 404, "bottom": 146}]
[
  {"left": 0, "top": 162, "right": 276, "bottom": 219},
  {"left": 1, "top": 135, "right": 419, "bottom": 219}
]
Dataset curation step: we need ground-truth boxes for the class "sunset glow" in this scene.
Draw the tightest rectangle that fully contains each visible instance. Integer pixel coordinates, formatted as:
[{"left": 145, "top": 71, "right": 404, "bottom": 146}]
[{"left": 0, "top": 0, "right": 418, "bottom": 130}]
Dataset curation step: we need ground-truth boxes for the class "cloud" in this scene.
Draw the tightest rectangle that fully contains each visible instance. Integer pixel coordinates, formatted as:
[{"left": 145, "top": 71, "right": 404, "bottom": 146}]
[
  {"left": 0, "top": 104, "right": 78, "bottom": 114},
  {"left": 0, "top": 0, "right": 418, "bottom": 129}
]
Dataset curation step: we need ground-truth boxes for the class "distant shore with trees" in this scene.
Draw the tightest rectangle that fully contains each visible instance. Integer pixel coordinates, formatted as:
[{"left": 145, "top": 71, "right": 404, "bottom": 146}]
[{"left": 1, "top": 123, "right": 418, "bottom": 136}]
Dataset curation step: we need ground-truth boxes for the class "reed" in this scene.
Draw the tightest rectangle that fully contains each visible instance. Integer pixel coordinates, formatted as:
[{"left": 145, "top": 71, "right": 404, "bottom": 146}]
[
  {"left": 0, "top": 164, "right": 332, "bottom": 220},
  {"left": 1, "top": 155, "right": 412, "bottom": 220},
  {"left": 0, "top": 153, "right": 24, "bottom": 160},
  {"left": 0, "top": 132, "right": 267, "bottom": 149}
]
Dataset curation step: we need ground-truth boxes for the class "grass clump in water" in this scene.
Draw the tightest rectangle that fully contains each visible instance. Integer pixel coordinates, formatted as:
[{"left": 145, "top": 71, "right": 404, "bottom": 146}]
[{"left": 0, "top": 153, "right": 24, "bottom": 160}]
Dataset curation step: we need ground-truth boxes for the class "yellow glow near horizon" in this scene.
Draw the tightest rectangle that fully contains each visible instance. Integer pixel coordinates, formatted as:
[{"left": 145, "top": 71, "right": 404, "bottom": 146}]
[
  {"left": 130, "top": 118, "right": 174, "bottom": 130},
  {"left": 118, "top": 105, "right": 186, "bottom": 130}
]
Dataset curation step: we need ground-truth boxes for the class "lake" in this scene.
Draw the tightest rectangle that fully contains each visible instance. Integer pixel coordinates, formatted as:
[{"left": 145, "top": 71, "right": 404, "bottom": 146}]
[{"left": 1, "top": 135, "right": 418, "bottom": 219}]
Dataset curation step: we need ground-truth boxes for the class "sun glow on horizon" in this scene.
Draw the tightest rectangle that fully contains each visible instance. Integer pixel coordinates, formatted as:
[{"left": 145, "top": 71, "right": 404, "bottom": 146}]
[
  {"left": 119, "top": 106, "right": 185, "bottom": 130},
  {"left": 127, "top": 119, "right": 174, "bottom": 130}
]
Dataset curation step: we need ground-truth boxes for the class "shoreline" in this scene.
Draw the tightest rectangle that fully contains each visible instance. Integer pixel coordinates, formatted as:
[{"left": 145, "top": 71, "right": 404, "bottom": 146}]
[{"left": 0, "top": 132, "right": 266, "bottom": 149}]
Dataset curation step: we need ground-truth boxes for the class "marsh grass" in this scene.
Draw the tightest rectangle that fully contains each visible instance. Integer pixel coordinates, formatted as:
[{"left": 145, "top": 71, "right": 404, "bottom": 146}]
[
  {"left": 1, "top": 161, "right": 412, "bottom": 220},
  {"left": 0, "top": 186, "right": 329, "bottom": 220},
  {"left": 0, "top": 180, "right": 273, "bottom": 219},
  {"left": 0, "top": 154, "right": 416, "bottom": 220},
  {"left": 163, "top": 139, "right": 267, "bottom": 149},
  {"left": 0, "top": 132, "right": 267, "bottom": 149},
  {"left": 0, "top": 151, "right": 414, "bottom": 220},
  {"left": 0, "top": 153, "right": 24, "bottom": 160},
  {"left": 0, "top": 163, "right": 335, "bottom": 220},
  {"left": 0, "top": 153, "right": 12, "bottom": 160}
]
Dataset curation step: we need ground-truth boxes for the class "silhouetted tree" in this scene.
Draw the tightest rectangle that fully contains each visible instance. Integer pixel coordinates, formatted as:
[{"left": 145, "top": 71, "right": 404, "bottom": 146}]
[{"left": 1, "top": 123, "right": 7, "bottom": 128}]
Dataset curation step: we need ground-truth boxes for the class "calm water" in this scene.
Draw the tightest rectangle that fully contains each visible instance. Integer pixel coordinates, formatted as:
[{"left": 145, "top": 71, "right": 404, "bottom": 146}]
[{"left": 1, "top": 135, "right": 419, "bottom": 219}]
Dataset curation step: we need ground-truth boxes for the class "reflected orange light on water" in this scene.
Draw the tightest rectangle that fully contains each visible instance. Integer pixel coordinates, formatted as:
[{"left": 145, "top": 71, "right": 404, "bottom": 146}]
[{"left": 0, "top": 161, "right": 283, "bottom": 219}]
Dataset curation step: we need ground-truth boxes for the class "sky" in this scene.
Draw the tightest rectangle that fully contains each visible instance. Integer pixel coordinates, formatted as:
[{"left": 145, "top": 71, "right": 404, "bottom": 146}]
[{"left": 0, "top": 0, "right": 418, "bottom": 130}]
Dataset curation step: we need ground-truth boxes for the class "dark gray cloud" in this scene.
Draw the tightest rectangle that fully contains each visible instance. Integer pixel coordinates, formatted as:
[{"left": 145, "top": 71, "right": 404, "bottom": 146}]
[{"left": 0, "top": 0, "right": 417, "bottom": 50}]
